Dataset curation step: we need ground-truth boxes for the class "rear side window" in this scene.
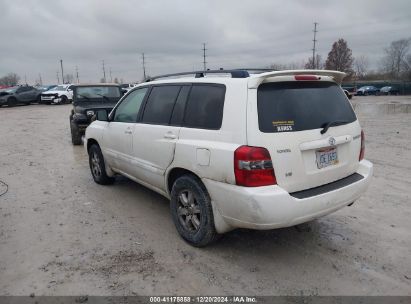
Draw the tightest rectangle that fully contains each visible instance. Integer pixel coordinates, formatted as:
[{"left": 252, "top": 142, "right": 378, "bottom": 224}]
[
  {"left": 170, "top": 86, "right": 190, "bottom": 126},
  {"left": 184, "top": 85, "right": 225, "bottom": 130},
  {"left": 142, "top": 86, "right": 181, "bottom": 125},
  {"left": 257, "top": 81, "right": 356, "bottom": 133}
]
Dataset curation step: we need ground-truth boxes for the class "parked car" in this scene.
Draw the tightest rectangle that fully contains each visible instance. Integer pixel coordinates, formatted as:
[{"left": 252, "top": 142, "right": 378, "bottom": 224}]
[
  {"left": 356, "top": 86, "right": 379, "bottom": 96},
  {"left": 342, "top": 86, "right": 356, "bottom": 99},
  {"left": 70, "top": 84, "right": 123, "bottom": 145},
  {"left": 40, "top": 84, "right": 74, "bottom": 104},
  {"left": 85, "top": 69, "right": 373, "bottom": 247},
  {"left": 120, "top": 83, "right": 135, "bottom": 89},
  {"left": 0, "top": 85, "right": 41, "bottom": 107},
  {"left": 379, "top": 86, "right": 399, "bottom": 95},
  {"left": 343, "top": 89, "right": 352, "bottom": 99}
]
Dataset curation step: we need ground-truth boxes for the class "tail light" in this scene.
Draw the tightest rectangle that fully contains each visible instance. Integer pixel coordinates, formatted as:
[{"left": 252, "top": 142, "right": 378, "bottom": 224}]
[
  {"left": 234, "top": 146, "right": 277, "bottom": 187},
  {"left": 359, "top": 130, "right": 365, "bottom": 161},
  {"left": 294, "top": 75, "right": 320, "bottom": 81}
]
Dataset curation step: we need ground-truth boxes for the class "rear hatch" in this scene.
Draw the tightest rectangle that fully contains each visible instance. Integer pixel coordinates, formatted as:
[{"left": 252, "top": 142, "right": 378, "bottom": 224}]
[{"left": 248, "top": 78, "right": 362, "bottom": 193}]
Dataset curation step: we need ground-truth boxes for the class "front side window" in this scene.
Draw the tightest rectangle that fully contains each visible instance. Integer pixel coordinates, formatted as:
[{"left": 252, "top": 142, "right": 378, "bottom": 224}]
[
  {"left": 183, "top": 85, "right": 226, "bottom": 130},
  {"left": 113, "top": 88, "right": 148, "bottom": 123},
  {"left": 17, "top": 87, "right": 28, "bottom": 93},
  {"left": 142, "top": 86, "right": 181, "bottom": 125}
]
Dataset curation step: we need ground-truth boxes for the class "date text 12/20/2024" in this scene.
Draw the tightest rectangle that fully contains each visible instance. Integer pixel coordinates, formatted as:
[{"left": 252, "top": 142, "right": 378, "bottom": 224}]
[{"left": 149, "top": 296, "right": 257, "bottom": 303}]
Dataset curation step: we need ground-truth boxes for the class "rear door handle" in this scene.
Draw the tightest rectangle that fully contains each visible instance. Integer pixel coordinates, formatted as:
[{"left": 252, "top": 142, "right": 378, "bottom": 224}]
[
  {"left": 124, "top": 129, "right": 132, "bottom": 134},
  {"left": 164, "top": 132, "right": 176, "bottom": 139}
]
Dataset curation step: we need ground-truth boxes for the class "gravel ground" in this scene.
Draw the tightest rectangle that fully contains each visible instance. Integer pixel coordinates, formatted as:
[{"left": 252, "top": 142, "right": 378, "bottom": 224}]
[{"left": 0, "top": 96, "right": 410, "bottom": 296}]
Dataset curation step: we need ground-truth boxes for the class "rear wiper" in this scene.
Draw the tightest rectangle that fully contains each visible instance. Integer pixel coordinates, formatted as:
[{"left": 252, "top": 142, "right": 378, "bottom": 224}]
[
  {"left": 95, "top": 93, "right": 109, "bottom": 101},
  {"left": 320, "top": 120, "right": 349, "bottom": 134},
  {"left": 78, "top": 94, "right": 90, "bottom": 100}
]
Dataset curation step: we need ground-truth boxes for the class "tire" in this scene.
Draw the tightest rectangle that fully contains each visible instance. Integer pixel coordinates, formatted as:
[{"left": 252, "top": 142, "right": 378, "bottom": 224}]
[
  {"left": 88, "top": 144, "right": 114, "bottom": 185},
  {"left": 170, "top": 174, "right": 218, "bottom": 247},
  {"left": 70, "top": 121, "right": 82, "bottom": 145},
  {"left": 7, "top": 97, "right": 16, "bottom": 107},
  {"left": 60, "top": 95, "right": 68, "bottom": 104}
]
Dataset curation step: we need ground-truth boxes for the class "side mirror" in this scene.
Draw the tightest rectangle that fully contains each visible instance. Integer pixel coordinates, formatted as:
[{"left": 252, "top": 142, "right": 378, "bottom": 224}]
[
  {"left": 121, "top": 89, "right": 128, "bottom": 95},
  {"left": 96, "top": 109, "right": 109, "bottom": 121}
]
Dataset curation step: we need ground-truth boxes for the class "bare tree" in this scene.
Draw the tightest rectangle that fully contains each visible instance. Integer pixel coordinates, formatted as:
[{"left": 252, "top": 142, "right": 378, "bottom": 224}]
[
  {"left": 305, "top": 54, "right": 323, "bottom": 69},
  {"left": 64, "top": 74, "right": 74, "bottom": 84},
  {"left": 354, "top": 55, "right": 369, "bottom": 79},
  {"left": 269, "top": 61, "right": 305, "bottom": 71},
  {"left": 0, "top": 73, "right": 20, "bottom": 86},
  {"left": 381, "top": 38, "right": 411, "bottom": 78},
  {"left": 269, "top": 63, "right": 287, "bottom": 70},
  {"left": 325, "top": 39, "right": 354, "bottom": 75}
]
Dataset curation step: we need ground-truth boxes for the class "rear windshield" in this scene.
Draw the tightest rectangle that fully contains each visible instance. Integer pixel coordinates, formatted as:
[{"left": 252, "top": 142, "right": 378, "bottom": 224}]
[
  {"left": 257, "top": 81, "right": 356, "bottom": 133},
  {"left": 75, "top": 86, "right": 121, "bottom": 99}
]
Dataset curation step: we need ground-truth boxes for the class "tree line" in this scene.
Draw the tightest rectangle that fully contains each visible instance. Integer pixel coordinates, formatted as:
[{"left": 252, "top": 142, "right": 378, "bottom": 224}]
[
  {"left": 271, "top": 37, "right": 411, "bottom": 81},
  {"left": 2, "top": 37, "right": 411, "bottom": 86},
  {"left": 0, "top": 73, "right": 20, "bottom": 86}
]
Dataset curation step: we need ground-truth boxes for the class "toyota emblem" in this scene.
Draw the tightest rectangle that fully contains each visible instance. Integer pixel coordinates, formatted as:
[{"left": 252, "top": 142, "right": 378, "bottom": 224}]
[{"left": 329, "top": 137, "right": 336, "bottom": 146}]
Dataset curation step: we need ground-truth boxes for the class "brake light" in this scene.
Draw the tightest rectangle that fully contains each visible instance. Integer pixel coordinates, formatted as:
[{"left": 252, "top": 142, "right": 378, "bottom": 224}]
[
  {"left": 359, "top": 130, "right": 365, "bottom": 161},
  {"left": 294, "top": 75, "right": 320, "bottom": 81},
  {"left": 234, "top": 146, "right": 277, "bottom": 187}
]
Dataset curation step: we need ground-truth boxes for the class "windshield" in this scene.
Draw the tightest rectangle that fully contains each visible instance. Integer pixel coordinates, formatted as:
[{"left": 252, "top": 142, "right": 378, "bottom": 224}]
[
  {"left": 53, "top": 85, "right": 67, "bottom": 91},
  {"left": 257, "top": 81, "right": 356, "bottom": 133},
  {"left": 75, "top": 86, "right": 121, "bottom": 100},
  {"left": 4, "top": 87, "right": 18, "bottom": 93}
]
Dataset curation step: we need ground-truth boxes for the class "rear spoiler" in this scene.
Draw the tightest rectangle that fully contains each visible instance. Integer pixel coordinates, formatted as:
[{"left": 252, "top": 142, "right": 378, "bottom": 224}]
[{"left": 248, "top": 69, "right": 346, "bottom": 88}]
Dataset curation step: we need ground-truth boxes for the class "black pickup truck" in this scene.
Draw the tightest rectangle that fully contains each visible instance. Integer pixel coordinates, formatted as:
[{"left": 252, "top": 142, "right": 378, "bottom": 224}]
[{"left": 69, "top": 84, "right": 125, "bottom": 145}]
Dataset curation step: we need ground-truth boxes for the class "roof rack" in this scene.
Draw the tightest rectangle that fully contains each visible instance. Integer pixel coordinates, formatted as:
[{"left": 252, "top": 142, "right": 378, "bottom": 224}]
[
  {"left": 234, "top": 68, "right": 277, "bottom": 72},
  {"left": 145, "top": 69, "right": 253, "bottom": 82},
  {"left": 144, "top": 68, "right": 345, "bottom": 85}
]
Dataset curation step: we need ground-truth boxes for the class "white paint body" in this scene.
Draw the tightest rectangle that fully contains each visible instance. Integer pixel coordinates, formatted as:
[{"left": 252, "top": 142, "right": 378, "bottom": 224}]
[{"left": 85, "top": 70, "right": 373, "bottom": 233}]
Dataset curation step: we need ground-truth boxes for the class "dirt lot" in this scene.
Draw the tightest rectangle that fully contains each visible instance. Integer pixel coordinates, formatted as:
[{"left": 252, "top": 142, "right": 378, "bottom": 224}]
[{"left": 0, "top": 96, "right": 410, "bottom": 296}]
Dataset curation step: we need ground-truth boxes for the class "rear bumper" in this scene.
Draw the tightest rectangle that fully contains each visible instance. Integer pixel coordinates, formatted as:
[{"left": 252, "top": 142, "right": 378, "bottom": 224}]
[{"left": 203, "top": 159, "right": 373, "bottom": 233}]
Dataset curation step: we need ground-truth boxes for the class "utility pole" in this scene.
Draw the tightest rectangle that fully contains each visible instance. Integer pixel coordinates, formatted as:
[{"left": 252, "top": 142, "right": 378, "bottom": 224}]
[
  {"left": 38, "top": 73, "right": 42, "bottom": 85},
  {"left": 24, "top": 74, "right": 27, "bottom": 85},
  {"left": 141, "top": 53, "right": 146, "bottom": 80},
  {"left": 102, "top": 60, "right": 106, "bottom": 82},
  {"left": 75, "top": 66, "right": 79, "bottom": 83},
  {"left": 109, "top": 68, "right": 113, "bottom": 83},
  {"left": 202, "top": 43, "right": 207, "bottom": 72},
  {"left": 56, "top": 71, "right": 60, "bottom": 84},
  {"left": 60, "top": 59, "right": 65, "bottom": 84},
  {"left": 311, "top": 22, "right": 318, "bottom": 69}
]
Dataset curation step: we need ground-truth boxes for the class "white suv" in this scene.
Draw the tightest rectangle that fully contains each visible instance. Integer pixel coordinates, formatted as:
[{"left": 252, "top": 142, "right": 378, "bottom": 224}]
[
  {"left": 85, "top": 69, "right": 373, "bottom": 247},
  {"left": 41, "top": 84, "right": 74, "bottom": 104}
]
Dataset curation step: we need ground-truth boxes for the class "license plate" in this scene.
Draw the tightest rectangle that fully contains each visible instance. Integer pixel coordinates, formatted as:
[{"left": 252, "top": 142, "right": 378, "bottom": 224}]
[{"left": 316, "top": 147, "right": 338, "bottom": 169}]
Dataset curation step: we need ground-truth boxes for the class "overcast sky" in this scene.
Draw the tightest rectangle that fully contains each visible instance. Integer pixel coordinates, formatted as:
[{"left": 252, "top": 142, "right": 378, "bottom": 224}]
[{"left": 0, "top": 0, "right": 410, "bottom": 84}]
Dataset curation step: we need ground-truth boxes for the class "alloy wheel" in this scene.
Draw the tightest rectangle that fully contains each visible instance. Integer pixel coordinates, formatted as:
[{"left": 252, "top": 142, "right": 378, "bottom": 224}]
[
  {"left": 91, "top": 151, "right": 102, "bottom": 178},
  {"left": 177, "top": 189, "right": 201, "bottom": 232}
]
